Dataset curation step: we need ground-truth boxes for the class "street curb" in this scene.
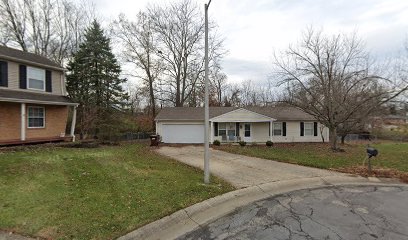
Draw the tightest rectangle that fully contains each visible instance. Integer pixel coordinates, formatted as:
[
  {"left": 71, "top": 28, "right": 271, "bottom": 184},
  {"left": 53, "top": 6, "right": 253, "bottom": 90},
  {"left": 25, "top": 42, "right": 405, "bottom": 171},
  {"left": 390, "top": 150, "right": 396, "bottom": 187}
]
[{"left": 117, "top": 176, "right": 407, "bottom": 240}]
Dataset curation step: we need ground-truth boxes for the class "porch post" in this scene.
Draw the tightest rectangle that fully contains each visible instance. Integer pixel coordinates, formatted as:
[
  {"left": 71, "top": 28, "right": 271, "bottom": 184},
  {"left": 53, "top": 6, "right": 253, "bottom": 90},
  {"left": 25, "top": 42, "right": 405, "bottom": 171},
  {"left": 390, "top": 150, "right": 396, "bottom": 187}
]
[
  {"left": 70, "top": 105, "right": 77, "bottom": 142},
  {"left": 270, "top": 120, "right": 273, "bottom": 141},
  {"left": 21, "top": 103, "right": 26, "bottom": 141},
  {"left": 210, "top": 121, "right": 213, "bottom": 143}
]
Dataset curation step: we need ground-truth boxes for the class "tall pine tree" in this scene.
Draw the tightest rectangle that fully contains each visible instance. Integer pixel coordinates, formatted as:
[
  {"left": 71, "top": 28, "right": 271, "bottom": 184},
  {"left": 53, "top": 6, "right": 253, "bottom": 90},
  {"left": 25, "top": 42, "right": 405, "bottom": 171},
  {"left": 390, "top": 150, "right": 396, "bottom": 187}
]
[{"left": 67, "top": 20, "right": 128, "bottom": 139}]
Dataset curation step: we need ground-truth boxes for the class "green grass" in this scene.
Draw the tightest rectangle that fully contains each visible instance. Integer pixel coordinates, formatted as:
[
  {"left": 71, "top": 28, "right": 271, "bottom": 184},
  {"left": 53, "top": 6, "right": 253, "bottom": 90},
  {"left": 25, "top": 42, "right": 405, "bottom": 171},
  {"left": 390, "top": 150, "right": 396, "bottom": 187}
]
[
  {"left": 217, "top": 142, "right": 408, "bottom": 172},
  {"left": 0, "top": 143, "right": 234, "bottom": 240}
]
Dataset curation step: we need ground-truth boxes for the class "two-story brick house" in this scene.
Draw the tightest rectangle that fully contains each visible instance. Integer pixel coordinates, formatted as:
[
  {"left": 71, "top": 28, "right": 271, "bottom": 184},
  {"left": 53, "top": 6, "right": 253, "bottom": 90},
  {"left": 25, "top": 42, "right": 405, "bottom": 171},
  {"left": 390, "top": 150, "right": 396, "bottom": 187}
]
[{"left": 0, "top": 46, "right": 78, "bottom": 145}]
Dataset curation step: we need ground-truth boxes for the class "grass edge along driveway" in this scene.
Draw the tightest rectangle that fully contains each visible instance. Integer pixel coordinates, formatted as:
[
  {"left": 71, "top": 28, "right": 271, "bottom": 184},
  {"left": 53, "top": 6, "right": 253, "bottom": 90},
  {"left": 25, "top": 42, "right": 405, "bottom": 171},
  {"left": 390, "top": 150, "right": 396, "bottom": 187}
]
[
  {"left": 216, "top": 142, "right": 408, "bottom": 181},
  {"left": 0, "top": 143, "right": 234, "bottom": 240}
]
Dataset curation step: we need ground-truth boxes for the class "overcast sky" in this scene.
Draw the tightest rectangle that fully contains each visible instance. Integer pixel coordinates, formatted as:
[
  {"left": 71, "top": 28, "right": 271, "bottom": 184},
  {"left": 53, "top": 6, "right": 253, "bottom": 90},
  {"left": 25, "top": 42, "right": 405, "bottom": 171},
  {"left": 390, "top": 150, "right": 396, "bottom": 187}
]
[{"left": 92, "top": 0, "right": 408, "bottom": 85}]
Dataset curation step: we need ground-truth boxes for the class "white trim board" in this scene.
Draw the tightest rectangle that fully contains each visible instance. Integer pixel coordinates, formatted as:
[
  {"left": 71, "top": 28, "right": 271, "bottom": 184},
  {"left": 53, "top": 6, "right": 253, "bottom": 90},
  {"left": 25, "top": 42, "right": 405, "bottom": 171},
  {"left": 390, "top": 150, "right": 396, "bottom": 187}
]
[{"left": 210, "top": 108, "right": 276, "bottom": 122}]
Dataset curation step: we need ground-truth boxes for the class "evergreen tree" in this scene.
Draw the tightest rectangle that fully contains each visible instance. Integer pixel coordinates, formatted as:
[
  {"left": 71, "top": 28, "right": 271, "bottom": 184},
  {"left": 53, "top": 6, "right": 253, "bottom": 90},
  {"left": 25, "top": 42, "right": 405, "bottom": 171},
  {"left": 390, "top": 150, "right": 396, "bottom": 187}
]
[{"left": 67, "top": 20, "right": 128, "bottom": 139}]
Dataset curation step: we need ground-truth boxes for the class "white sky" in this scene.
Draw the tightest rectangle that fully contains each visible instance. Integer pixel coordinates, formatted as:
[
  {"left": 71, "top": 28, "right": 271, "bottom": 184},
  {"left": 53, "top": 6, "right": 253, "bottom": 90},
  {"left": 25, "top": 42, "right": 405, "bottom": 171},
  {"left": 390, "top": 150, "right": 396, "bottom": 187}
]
[{"left": 92, "top": 0, "right": 408, "bottom": 85}]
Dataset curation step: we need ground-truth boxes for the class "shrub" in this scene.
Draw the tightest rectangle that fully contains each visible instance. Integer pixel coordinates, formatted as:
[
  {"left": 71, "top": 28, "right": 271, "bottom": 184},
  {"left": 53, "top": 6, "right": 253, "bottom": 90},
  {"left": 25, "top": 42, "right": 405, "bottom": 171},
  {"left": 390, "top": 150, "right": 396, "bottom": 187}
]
[
  {"left": 213, "top": 140, "right": 221, "bottom": 146},
  {"left": 239, "top": 141, "right": 246, "bottom": 147},
  {"left": 266, "top": 140, "right": 274, "bottom": 147}
]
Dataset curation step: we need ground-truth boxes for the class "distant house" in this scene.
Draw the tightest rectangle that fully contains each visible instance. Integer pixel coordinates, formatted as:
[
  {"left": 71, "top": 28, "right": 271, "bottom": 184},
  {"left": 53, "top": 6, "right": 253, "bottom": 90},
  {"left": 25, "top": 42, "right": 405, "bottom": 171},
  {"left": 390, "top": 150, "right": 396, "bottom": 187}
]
[
  {"left": 0, "top": 46, "right": 78, "bottom": 145},
  {"left": 154, "top": 107, "right": 329, "bottom": 144},
  {"left": 370, "top": 115, "right": 408, "bottom": 130}
]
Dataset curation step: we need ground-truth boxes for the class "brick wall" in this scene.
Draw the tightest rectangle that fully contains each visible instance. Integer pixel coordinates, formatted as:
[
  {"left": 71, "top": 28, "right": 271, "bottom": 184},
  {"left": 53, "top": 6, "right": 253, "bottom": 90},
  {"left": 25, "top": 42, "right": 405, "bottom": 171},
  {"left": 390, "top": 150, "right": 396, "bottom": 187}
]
[
  {"left": 0, "top": 102, "right": 69, "bottom": 141},
  {"left": 0, "top": 102, "right": 21, "bottom": 141}
]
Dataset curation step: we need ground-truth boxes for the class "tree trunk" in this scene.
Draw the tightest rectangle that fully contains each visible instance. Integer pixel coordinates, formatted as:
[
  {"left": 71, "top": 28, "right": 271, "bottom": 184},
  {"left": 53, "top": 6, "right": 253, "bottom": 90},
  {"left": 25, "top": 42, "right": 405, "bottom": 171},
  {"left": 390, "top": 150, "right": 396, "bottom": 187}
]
[
  {"left": 149, "top": 78, "right": 156, "bottom": 130},
  {"left": 341, "top": 135, "right": 346, "bottom": 144},
  {"left": 329, "top": 127, "right": 338, "bottom": 150}
]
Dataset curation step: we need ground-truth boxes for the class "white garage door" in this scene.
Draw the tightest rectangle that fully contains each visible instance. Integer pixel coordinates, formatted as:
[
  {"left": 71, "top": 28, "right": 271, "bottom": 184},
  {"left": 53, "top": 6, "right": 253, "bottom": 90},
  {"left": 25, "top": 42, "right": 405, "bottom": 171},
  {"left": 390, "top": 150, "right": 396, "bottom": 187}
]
[{"left": 162, "top": 124, "right": 204, "bottom": 143}]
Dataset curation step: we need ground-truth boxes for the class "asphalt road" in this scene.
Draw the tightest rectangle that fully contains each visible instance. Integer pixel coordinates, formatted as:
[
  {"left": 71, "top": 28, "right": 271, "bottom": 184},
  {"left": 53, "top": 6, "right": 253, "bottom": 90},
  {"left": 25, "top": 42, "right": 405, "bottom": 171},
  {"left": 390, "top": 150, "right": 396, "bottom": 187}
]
[{"left": 178, "top": 185, "right": 408, "bottom": 240}]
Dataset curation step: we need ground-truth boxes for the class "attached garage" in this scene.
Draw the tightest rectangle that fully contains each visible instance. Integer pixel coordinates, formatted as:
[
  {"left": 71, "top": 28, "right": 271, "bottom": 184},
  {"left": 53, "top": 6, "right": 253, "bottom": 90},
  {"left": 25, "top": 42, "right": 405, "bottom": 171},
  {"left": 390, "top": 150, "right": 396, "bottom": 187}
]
[{"left": 161, "top": 124, "right": 204, "bottom": 143}]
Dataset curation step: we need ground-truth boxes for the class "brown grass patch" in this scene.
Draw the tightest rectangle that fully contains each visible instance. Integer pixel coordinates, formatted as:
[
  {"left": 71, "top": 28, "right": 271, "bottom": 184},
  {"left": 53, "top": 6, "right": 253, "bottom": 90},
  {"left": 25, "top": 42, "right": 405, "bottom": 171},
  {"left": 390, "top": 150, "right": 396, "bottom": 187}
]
[{"left": 334, "top": 166, "right": 408, "bottom": 183}]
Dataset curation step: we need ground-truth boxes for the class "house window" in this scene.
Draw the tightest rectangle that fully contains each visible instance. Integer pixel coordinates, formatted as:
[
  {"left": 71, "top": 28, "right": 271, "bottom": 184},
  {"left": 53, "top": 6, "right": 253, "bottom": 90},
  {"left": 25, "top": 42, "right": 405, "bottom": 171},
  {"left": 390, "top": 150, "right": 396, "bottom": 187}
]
[
  {"left": 273, "top": 122, "right": 282, "bottom": 136},
  {"left": 27, "top": 66, "right": 45, "bottom": 91},
  {"left": 28, "top": 106, "right": 45, "bottom": 128},
  {"left": 218, "top": 123, "right": 227, "bottom": 137},
  {"left": 304, "top": 122, "right": 313, "bottom": 136},
  {"left": 244, "top": 123, "right": 251, "bottom": 137}
]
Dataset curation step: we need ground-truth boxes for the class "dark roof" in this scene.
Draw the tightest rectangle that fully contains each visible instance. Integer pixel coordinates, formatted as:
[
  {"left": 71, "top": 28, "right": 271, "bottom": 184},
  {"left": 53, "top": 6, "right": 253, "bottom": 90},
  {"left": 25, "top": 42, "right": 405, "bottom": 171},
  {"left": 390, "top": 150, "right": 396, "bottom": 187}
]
[
  {"left": 246, "top": 106, "right": 316, "bottom": 121},
  {"left": 0, "top": 46, "right": 62, "bottom": 69},
  {"left": 155, "top": 106, "right": 316, "bottom": 121},
  {"left": 155, "top": 107, "right": 237, "bottom": 120},
  {"left": 0, "top": 89, "right": 76, "bottom": 105}
]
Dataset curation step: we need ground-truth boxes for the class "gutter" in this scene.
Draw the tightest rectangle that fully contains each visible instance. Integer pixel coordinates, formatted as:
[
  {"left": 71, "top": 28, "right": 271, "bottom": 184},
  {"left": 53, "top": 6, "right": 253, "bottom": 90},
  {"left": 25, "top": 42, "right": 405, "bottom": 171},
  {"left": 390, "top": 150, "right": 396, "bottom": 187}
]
[{"left": 0, "top": 97, "right": 78, "bottom": 106}]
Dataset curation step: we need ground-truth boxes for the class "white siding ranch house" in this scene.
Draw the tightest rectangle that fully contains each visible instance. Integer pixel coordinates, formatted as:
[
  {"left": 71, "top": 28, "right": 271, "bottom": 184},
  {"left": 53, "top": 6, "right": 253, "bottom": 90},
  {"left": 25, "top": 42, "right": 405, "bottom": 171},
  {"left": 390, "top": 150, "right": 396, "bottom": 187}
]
[{"left": 155, "top": 106, "right": 330, "bottom": 144}]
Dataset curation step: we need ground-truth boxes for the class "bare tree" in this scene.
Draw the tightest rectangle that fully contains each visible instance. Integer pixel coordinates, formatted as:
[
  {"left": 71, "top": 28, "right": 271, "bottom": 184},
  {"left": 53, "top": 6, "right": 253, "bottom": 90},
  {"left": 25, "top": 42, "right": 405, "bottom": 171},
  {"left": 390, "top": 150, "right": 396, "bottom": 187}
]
[
  {"left": 274, "top": 28, "right": 407, "bottom": 150},
  {"left": 112, "top": 13, "right": 162, "bottom": 120},
  {"left": 125, "top": 82, "right": 145, "bottom": 115},
  {"left": 0, "top": 0, "right": 93, "bottom": 64},
  {"left": 223, "top": 83, "right": 241, "bottom": 107},
  {"left": 148, "top": 0, "right": 225, "bottom": 107},
  {"left": 257, "top": 79, "right": 276, "bottom": 106},
  {"left": 209, "top": 67, "right": 228, "bottom": 106}
]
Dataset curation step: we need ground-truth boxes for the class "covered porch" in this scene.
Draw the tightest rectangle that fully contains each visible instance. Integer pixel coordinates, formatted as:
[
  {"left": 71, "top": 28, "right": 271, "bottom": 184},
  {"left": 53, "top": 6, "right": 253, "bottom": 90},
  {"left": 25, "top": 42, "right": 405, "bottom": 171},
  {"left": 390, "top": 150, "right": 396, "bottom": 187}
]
[{"left": 209, "top": 108, "right": 276, "bottom": 143}]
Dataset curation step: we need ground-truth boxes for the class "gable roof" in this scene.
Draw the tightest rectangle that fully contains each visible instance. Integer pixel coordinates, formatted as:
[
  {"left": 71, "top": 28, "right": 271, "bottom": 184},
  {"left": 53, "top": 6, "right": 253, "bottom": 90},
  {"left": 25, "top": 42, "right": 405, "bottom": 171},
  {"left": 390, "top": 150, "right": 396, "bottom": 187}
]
[
  {"left": 0, "top": 45, "right": 63, "bottom": 70},
  {"left": 210, "top": 107, "right": 275, "bottom": 122},
  {"left": 155, "top": 106, "right": 316, "bottom": 121},
  {"left": 0, "top": 89, "right": 77, "bottom": 106},
  {"left": 246, "top": 106, "right": 316, "bottom": 121},
  {"left": 155, "top": 107, "right": 237, "bottom": 120}
]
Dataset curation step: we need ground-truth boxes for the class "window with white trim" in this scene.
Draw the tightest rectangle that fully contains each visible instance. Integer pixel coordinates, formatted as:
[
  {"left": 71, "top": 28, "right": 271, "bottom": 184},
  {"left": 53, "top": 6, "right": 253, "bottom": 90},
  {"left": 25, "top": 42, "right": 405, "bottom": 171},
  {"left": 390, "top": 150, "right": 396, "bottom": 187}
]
[
  {"left": 244, "top": 123, "right": 251, "bottom": 137},
  {"left": 27, "top": 66, "right": 45, "bottom": 91},
  {"left": 218, "top": 123, "right": 227, "bottom": 137},
  {"left": 273, "top": 122, "right": 282, "bottom": 136},
  {"left": 28, "top": 106, "right": 45, "bottom": 128},
  {"left": 304, "top": 122, "right": 313, "bottom": 136}
]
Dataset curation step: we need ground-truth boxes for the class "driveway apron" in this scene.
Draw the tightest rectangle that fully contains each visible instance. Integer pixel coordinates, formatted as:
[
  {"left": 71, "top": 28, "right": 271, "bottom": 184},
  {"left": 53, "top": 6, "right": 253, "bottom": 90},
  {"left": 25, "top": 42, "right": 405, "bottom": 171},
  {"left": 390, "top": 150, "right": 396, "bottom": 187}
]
[{"left": 156, "top": 146, "right": 345, "bottom": 188}]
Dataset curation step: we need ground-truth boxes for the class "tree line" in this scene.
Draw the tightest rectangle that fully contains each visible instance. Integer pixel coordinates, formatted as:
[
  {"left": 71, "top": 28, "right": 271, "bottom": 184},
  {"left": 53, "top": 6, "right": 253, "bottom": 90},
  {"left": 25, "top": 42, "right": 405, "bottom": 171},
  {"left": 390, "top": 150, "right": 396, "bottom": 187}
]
[{"left": 1, "top": 0, "right": 407, "bottom": 148}]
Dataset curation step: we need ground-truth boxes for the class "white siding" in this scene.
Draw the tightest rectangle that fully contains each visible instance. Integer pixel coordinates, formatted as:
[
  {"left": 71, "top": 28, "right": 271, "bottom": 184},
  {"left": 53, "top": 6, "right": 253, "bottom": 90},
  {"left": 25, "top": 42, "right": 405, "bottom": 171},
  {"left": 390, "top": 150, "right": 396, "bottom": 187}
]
[
  {"left": 272, "top": 121, "right": 329, "bottom": 143},
  {"left": 0, "top": 60, "right": 64, "bottom": 95},
  {"left": 156, "top": 120, "right": 329, "bottom": 144},
  {"left": 251, "top": 122, "right": 271, "bottom": 142},
  {"left": 210, "top": 108, "right": 273, "bottom": 122}
]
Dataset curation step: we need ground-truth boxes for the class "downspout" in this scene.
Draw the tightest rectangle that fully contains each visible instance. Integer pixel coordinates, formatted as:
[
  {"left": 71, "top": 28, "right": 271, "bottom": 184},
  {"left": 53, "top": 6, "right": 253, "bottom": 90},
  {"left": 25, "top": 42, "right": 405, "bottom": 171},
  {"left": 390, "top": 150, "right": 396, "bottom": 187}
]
[
  {"left": 70, "top": 105, "right": 77, "bottom": 142},
  {"left": 21, "top": 103, "right": 26, "bottom": 141},
  {"left": 61, "top": 70, "right": 66, "bottom": 95}
]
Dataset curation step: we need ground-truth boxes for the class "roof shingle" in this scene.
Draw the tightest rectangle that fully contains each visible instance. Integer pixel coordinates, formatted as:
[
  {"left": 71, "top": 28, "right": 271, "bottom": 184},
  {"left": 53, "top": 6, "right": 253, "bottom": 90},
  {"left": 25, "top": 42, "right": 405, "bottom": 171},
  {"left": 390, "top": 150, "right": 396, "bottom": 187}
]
[
  {"left": 0, "top": 89, "right": 76, "bottom": 105},
  {"left": 155, "top": 106, "right": 316, "bottom": 121},
  {"left": 0, "top": 46, "right": 62, "bottom": 69}
]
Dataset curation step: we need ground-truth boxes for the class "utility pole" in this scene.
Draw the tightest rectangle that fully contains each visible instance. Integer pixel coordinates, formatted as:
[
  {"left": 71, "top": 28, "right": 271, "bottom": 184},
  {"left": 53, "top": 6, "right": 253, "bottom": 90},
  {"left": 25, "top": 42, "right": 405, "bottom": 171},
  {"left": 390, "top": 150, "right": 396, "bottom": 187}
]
[{"left": 204, "top": 0, "right": 212, "bottom": 184}]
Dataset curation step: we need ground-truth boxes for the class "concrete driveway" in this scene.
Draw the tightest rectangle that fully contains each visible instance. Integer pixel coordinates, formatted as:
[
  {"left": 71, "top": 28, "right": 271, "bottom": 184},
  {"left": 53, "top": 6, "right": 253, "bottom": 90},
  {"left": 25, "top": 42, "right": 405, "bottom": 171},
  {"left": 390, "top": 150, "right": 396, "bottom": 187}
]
[{"left": 156, "top": 146, "right": 345, "bottom": 188}]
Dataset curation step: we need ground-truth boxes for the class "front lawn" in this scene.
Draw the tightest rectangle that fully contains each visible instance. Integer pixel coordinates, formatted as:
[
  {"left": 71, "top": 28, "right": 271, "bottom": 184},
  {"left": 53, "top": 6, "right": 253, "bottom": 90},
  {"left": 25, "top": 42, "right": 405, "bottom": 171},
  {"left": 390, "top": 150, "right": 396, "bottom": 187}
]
[
  {"left": 0, "top": 143, "right": 234, "bottom": 239},
  {"left": 217, "top": 142, "right": 408, "bottom": 177}
]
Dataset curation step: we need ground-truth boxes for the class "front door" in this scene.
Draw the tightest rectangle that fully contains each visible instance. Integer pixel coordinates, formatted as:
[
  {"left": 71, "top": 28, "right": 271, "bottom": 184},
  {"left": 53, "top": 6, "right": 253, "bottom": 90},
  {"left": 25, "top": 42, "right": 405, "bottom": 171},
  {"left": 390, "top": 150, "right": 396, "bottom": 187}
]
[{"left": 243, "top": 123, "right": 251, "bottom": 142}]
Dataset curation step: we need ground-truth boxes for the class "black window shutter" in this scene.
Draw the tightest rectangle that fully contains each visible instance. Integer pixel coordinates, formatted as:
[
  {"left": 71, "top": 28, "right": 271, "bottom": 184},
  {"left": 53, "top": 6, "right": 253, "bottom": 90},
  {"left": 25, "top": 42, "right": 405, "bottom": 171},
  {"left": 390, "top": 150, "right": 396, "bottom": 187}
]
[
  {"left": 314, "top": 122, "right": 318, "bottom": 136},
  {"left": 300, "top": 122, "right": 304, "bottom": 136},
  {"left": 46, "top": 70, "right": 52, "bottom": 92},
  {"left": 236, "top": 123, "right": 240, "bottom": 136},
  {"left": 0, "top": 61, "right": 7, "bottom": 87},
  {"left": 19, "top": 65, "right": 27, "bottom": 89},
  {"left": 214, "top": 122, "right": 218, "bottom": 136},
  {"left": 283, "top": 122, "right": 287, "bottom": 136}
]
